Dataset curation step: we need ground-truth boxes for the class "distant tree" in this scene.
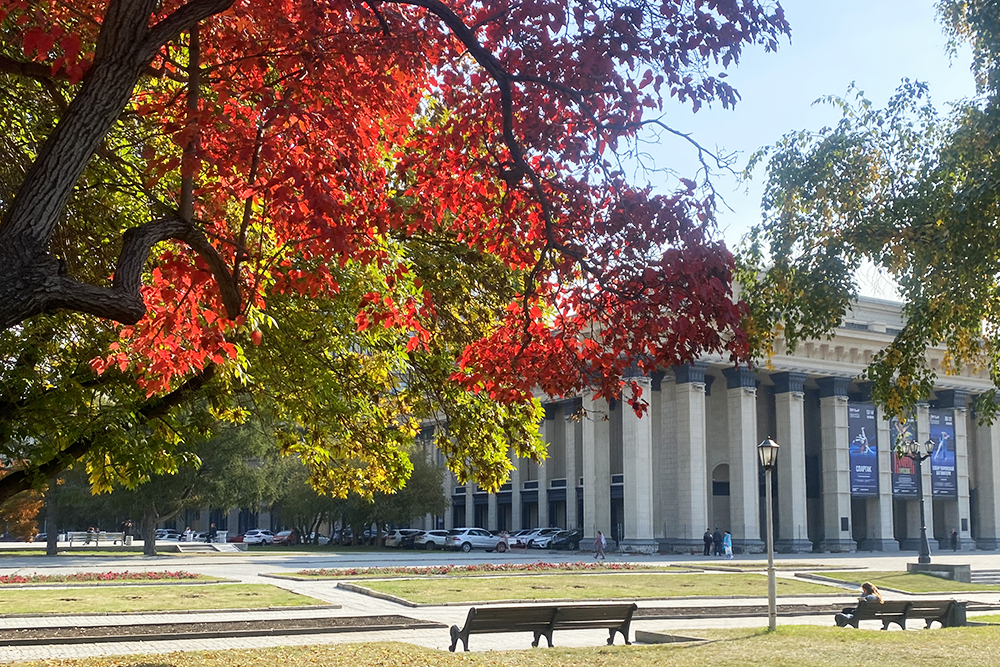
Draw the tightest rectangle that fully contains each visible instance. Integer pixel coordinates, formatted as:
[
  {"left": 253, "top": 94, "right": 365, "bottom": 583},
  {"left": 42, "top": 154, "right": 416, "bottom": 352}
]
[{"left": 739, "top": 1, "right": 1000, "bottom": 420}]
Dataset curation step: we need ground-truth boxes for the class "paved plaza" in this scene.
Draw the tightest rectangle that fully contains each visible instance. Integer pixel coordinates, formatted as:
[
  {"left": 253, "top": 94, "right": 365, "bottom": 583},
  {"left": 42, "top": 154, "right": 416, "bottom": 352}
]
[{"left": 0, "top": 547, "right": 997, "bottom": 663}]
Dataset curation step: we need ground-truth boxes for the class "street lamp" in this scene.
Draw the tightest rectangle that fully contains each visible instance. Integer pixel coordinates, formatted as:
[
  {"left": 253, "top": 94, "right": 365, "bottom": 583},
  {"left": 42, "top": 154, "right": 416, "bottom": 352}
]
[
  {"left": 757, "top": 437, "right": 780, "bottom": 632},
  {"left": 896, "top": 437, "right": 935, "bottom": 564}
]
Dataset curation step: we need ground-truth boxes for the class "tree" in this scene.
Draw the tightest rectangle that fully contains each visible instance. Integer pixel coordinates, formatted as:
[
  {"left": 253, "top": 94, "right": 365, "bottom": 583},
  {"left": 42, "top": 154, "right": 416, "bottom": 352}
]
[
  {"left": 49, "top": 420, "right": 278, "bottom": 555},
  {"left": 1, "top": 1, "right": 789, "bottom": 500},
  {"left": 739, "top": 1, "right": 1000, "bottom": 420}
]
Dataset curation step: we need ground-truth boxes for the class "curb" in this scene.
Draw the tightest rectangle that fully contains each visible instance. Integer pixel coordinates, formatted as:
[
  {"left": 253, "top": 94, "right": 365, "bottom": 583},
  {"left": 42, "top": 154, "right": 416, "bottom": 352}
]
[
  {"left": 0, "top": 619, "right": 445, "bottom": 647},
  {"left": 0, "top": 604, "right": 340, "bottom": 620}
]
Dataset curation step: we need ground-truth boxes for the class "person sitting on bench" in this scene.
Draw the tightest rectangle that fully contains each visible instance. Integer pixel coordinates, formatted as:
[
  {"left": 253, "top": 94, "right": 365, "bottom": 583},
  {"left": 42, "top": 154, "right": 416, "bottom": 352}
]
[{"left": 835, "top": 582, "right": 882, "bottom": 627}]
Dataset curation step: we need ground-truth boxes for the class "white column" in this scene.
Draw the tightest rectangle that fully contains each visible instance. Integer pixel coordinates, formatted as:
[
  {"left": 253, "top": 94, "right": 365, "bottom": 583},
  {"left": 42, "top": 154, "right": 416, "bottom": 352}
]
[
  {"left": 873, "top": 405, "right": 899, "bottom": 550},
  {"left": 673, "top": 364, "right": 708, "bottom": 552},
  {"left": 772, "top": 372, "right": 812, "bottom": 552},
  {"left": 621, "top": 375, "right": 657, "bottom": 553},
  {"left": 465, "top": 484, "right": 475, "bottom": 528},
  {"left": 564, "top": 401, "right": 579, "bottom": 530},
  {"left": 723, "top": 367, "right": 763, "bottom": 553},
  {"left": 975, "top": 418, "right": 1000, "bottom": 549},
  {"left": 538, "top": 408, "right": 551, "bottom": 526},
  {"left": 510, "top": 449, "right": 522, "bottom": 531},
  {"left": 582, "top": 392, "right": 612, "bottom": 542},
  {"left": 818, "top": 376, "right": 856, "bottom": 552},
  {"left": 938, "top": 391, "right": 973, "bottom": 549}
]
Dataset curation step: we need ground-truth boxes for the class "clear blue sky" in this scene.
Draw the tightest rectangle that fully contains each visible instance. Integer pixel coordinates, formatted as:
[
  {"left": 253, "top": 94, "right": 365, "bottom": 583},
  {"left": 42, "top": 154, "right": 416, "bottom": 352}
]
[{"left": 645, "top": 0, "right": 978, "bottom": 253}]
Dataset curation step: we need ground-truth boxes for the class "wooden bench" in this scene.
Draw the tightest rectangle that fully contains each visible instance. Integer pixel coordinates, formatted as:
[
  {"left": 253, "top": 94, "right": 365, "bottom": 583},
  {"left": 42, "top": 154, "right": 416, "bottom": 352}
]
[
  {"left": 67, "top": 531, "right": 125, "bottom": 546},
  {"left": 448, "top": 603, "right": 636, "bottom": 652},
  {"left": 843, "top": 599, "right": 965, "bottom": 630}
]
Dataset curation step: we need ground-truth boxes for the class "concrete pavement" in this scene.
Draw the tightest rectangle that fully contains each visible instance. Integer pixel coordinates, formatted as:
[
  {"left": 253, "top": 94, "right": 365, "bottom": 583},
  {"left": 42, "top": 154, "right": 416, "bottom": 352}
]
[{"left": 1, "top": 548, "right": 998, "bottom": 663}]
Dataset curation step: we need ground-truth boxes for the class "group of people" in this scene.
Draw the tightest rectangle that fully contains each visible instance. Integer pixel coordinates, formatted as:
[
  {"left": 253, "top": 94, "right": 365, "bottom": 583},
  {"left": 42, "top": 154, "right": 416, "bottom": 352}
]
[{"left": 702, "top": 528, "right": 733, "bottom": 559}]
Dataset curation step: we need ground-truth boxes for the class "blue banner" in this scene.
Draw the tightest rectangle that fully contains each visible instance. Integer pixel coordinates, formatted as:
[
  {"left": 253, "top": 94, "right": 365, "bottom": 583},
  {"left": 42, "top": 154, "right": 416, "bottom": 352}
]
[
  {"left": 848, "top": 402, "right": 879, "bottom": 496},
  {"left": 890, "top": 417, "right": 919, "bottom": 497},
  {"left": 929, "top": 410, "right": 957, "bottom": 497}
]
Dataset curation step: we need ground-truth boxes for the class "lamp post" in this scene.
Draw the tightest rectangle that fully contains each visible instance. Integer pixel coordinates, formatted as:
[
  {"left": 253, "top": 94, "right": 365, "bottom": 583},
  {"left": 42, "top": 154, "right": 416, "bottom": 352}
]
[
  {"left": 757, "top": 437, "right": 780, "bottom": 632},
  {"left": 896, "top": 438, "right": 935, "bottom": 564}
]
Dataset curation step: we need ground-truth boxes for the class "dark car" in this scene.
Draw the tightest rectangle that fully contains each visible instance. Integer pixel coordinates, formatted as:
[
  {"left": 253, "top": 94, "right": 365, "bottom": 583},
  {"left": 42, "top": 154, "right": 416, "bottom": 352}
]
[
  {"left": 549, "top": 528, "right": 583, "bottom": 550},
  {"left": 399, "top": 531, "right": 421, "bottom": 549}
]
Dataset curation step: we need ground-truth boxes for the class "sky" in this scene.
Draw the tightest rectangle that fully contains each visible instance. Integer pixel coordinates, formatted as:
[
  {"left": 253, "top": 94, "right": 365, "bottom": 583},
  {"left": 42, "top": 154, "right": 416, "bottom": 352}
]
[{"left": 641, "top": 0, "right": 978, "bottom": 289}]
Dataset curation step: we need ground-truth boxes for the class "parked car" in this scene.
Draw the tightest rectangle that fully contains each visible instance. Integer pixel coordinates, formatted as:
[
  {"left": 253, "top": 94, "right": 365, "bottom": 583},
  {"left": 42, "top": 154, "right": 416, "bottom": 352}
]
[
  {"left": 414, "top": 529, "right": 449, "bottom": 550},
  {"left": 304, "top": 532, "right": 330, "bottom": 545},
  {"left": 227, "top": 533, "right": 244, "bottom": 543},
  {"left": 549, "top": 528, "right": 583, "bottom": 550},
  {"left": 331, "top": 528, "right": 353, "bottom": 545},
  {"left": 385, "top": 529, "right": 421, "bottom": 548},
  {"left": 511, "top": 527, "right": 562, "bottom": 548},
  {"left": 155, "top": 529, "right": 182, "bottom": 541},
  {"left": 273, "top": 530, "right": 299, "bottom": 546},
  {"left": 399, "top": 531, "right": 422, "bottom": 549},
  {"left": 241, "top": 529, "right": 275, "bottom": 545},
  {"left": 444, "top": 527, "right": 503, "bottom": 553}
]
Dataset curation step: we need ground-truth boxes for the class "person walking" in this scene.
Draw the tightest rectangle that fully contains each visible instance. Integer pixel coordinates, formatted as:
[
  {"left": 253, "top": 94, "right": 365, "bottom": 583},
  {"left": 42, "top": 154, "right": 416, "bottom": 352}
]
[
  {"left": 703, "top": 528, "right": 712, "bottom": 556},
  {"left": 594, "top": 530, "right": 606, "bottom": 560},
  {"left": 712, "top": 528, "right": 723, "bottom": 556},
  {"left": 950, "top": 529, "right": 958, "bottom": 551},
  {"left": 723, "top": 530, "right": 733, "bottom": 559}
]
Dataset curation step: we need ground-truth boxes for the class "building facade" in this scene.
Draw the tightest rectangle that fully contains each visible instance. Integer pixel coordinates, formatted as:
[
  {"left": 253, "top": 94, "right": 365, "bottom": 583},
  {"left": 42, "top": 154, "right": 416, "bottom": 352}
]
[{"left": 420, "top": 297, "right": 1000, "bottom": 554}]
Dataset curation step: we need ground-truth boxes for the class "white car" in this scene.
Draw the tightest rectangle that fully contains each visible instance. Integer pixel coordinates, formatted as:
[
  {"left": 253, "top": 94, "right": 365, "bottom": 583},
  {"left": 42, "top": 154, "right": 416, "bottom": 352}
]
[
  {"left": 444, "top": 527, "right": 503, "bottom": 553},
  {"left": 242, "top": 529, "right": 274, "bottom": 545},
  {"left": 414, "top": 529, "right": 450, "bottom": 550},
  {"left": 384, "top": 529, "right": 421, "bottom": 548}
]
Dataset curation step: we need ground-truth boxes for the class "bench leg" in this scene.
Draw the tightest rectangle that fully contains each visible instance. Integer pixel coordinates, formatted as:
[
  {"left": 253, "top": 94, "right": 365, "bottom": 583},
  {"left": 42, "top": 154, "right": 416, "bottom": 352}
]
[
  {"left": 449, "top": 625, "right": 467, "bottom": 652},
  {"left": 532, "top": 631, "right": 553, "bottom": 648}
]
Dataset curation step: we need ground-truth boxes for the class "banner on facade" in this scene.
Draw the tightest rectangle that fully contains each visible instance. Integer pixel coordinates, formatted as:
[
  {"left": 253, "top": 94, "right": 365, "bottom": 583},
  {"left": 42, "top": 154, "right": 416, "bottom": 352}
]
[
  {"left": 929, "top": 410, "right": 957, "bottom": 497},
  {"left": 848, "top": 402, "right": 879, "bottom": 496},
  {"left": 890, "top": 416, "right": 919, "bottom": 497}
]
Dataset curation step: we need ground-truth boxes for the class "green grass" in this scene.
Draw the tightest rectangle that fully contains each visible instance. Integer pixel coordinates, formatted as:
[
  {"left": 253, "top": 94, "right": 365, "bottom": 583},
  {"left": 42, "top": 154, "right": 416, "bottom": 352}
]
[
  {"left": 354, "top": 571, "right": 842, "bottom": 604},
  {"left": 19, "top": 626, "right": 1000, "bottom": 667},
  {"left": 0, "top": 549, "right": 144, "bottom": 557},
  {"left": 0, "top": 583, "right": 324, "bottom": 614},
  {"left": 820, "top": 571, "right": 1000, "bottom": 592}
]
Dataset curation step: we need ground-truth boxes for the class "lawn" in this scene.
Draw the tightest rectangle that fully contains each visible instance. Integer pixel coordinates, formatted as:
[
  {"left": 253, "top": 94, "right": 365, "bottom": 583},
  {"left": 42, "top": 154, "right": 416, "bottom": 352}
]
[
  {"left": 16, "top": 626, "right": 1000, "bottom": 667},
  {"left": 0, "top": 583, "right": 324, "bottom": 614},
  {"left": 353, "top": 572, "right": 842, "bottom": 604},
  {"left": 818, "top": 571, "right": 1000, "bottom": 593}
]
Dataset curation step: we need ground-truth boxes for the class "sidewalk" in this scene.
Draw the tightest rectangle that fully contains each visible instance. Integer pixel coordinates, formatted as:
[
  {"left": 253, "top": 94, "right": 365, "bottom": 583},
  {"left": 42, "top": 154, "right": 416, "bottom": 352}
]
[{"left": 1, "top": 551, "right": 998, "bottom": 663}]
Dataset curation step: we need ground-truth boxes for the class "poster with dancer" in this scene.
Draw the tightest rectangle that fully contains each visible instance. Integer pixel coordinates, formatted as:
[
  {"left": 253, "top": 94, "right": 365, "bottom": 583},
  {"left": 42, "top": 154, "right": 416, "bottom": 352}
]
[
  {"left": 848, "top": 402, "right": 879, "bottom": 496},
  {"left": 929, "top": 410, "right": 957, "bottom": 497},
  {"left": 890, "top": 416, "right": 919, "bottom": 497}
]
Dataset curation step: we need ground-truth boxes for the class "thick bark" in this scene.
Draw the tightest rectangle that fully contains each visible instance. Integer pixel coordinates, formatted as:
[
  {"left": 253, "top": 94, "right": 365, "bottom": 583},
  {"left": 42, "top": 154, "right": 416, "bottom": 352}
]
[{"left": 0, "top": 0, "right": 236, "bottom": 332}]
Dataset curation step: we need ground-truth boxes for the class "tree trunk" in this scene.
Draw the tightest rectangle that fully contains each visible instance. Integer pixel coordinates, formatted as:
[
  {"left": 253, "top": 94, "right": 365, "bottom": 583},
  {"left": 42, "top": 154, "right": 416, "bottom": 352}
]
[
  {"left": 140, "top": 510, "right": 158, "bottom": 556},
  {"left": 45, "top": 475, "right": 58, "bottom": 557}
]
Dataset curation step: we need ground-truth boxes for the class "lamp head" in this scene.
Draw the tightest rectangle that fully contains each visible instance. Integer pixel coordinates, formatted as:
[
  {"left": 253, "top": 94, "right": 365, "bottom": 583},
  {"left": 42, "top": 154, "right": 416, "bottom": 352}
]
[
  {"left": 924, "top": 439, "right": 935, "bottom": 456},
  {"left": 757, "top": 438, "right": 780, "bottom": 470}
]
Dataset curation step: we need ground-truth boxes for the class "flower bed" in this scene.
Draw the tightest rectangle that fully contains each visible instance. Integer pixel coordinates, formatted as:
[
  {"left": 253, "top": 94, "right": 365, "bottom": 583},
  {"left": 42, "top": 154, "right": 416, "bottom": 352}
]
[
  {"left": 0, "top": 570, "right": 201, "bottom": 584},
  {"left": 298, "top": 561, "right": 657, "bottom": 578}
]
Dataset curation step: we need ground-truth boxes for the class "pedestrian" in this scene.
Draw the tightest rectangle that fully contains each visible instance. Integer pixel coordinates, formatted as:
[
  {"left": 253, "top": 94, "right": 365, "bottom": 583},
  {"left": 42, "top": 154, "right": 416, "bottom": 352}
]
[
  {"left": 85, "top": 526, "right": 96, "bottom": 545},
  {"left": 712, "top": 528, "right": 723, "bottom": 556},
  {"left": 208, "top": 523, "right": 217, "bottom": 543},
  {"left": 835, "top": 581, "right": 882, "bottom": 627},
  {"left": 594, "top": 530, "right": 606, "bottom": 559},
  {"left": 723, "top": 530, "right": 733, "bottom": 559},
  {"left": 951, "top": 529, "right": 958, "bottom": 551},
  {"left": 184, "top": 526, "right": 193, "bottom": 542},
  {"left": 703, "top": 528, "right": 712, "bottom": 556}
]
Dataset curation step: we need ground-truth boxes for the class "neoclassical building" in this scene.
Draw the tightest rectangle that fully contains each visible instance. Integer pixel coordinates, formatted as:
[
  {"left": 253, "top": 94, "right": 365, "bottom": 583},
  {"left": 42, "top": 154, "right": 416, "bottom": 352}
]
[{"left": 423, "top": 296, "right": 1000, "bottom": 554}]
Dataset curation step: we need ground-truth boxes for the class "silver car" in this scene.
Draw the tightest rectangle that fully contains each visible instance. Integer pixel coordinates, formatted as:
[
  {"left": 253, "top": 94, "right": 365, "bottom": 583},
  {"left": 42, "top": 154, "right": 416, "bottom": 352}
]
[{"left": 444, "top": 527, "right": 501, "bottom": 553}]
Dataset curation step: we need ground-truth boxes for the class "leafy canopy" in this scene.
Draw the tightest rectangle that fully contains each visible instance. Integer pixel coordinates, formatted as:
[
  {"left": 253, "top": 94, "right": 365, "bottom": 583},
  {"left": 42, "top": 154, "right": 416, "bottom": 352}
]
[
  {"left": 739, "top": 0, "right": 1000, "bottom": 419},
  {"left": 0, "top": 0, "right": 789, "bottom": 498}
]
